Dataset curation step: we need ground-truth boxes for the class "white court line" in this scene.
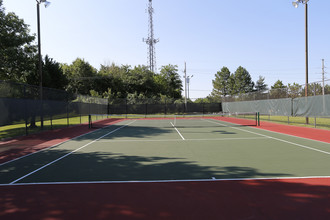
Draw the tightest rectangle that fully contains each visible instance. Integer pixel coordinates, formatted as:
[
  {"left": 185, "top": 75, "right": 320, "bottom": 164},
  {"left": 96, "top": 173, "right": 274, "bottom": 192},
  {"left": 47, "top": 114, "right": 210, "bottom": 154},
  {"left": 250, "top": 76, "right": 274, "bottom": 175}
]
[
  {"left": 170, "top": 122, "right": 185, "bottom": 140},
  {"left": 9, "top": 120, "right": 136, "bottom": 184},
  {"left": 204, "top": 119, "right": 330, "bottom": 156},
  {"left": 253, "top": 126, "right": 330, "bottom": 145},
  {"left": 1, "top": 175, "right": 330, "bottom": 187},
  {"left": 97, "top": 137, "right": 269, "bottom": 143},
  {"left": 0, "top": 120, "right": 127, "bottom": 167}
]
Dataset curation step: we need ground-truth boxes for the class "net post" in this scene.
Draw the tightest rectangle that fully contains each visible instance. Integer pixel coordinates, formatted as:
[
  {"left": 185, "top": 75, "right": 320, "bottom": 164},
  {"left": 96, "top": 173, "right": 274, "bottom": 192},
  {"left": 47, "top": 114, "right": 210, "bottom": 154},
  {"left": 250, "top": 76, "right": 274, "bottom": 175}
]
[
  {"left": 257, "top": 112, "right": 260, "bottom": 126},
  {"left": 88, "top": 114, "right": 92, "bottom": 129},
  {"left": 50, "top": 115, "right": 53, "bottom": 130}
]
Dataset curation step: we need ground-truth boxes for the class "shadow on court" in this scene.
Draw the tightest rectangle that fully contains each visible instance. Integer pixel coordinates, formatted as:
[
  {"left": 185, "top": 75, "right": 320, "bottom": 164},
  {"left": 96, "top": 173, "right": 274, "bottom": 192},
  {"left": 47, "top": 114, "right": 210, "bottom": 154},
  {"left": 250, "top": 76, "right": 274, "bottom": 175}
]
[
  {"left": 1, "top": 148, "right": 330, "bottom": 219},
  {"left": 0, "top": 170, "right": 329, "bottom": 220},
  {"left": 1, "top": 147, "right": 290, "bottom": 184}
]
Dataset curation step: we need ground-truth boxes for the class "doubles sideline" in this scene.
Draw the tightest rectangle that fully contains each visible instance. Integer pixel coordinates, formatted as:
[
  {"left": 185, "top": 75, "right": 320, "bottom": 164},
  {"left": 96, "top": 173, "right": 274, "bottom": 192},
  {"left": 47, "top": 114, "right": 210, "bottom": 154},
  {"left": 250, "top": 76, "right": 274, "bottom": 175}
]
[
  {"left": 204, "top": 119, "right": 330, "bottom": 156},
  {"left": 8, "top": 120, "right": 136, "bottom": 184}
]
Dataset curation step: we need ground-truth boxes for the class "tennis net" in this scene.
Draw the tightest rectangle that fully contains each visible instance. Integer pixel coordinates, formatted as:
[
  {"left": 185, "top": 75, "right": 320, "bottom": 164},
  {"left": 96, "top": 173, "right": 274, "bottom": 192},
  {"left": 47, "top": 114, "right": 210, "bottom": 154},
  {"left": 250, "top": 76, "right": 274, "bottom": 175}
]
[
  {"left": 218, "top": 112, "right": 260, "bottom": 126},
  {"left": 88, "top": 112, "right": 260, "bottom": 129}
]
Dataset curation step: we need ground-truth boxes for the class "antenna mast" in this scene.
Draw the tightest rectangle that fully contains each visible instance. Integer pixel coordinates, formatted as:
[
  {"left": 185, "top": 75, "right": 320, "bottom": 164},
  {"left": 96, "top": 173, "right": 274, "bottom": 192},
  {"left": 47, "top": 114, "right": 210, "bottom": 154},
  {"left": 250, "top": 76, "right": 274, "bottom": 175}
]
[{"left": 143, "top": 0, "right": 159, "bottom": 73}]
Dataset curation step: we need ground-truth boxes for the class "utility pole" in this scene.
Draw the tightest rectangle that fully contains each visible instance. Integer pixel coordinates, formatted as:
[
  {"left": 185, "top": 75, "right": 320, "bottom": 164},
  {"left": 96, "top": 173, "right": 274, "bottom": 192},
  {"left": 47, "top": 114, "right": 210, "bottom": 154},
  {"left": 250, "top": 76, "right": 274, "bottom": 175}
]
[
  {"left": 187, "top": 75, "right": 193, "bottom": 99},
  {"left": 143, "top": 0, "right": 159, "bottom": 73},
  {"left": 322, "top": 59, "right": 325, "bottom": 95},
  {"left": 184, "top": 62, "right": 187, "bottom": 108}
]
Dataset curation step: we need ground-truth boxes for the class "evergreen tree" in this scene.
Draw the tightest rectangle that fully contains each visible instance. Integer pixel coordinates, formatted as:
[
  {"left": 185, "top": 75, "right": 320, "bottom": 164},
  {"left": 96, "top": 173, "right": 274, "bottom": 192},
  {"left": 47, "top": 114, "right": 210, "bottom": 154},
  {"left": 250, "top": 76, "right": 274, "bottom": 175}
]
[
  {"left": 255, "top": 76, "right": 268, "bottom": 92},
  {"left": 211, "top": 66, "right": 231, "bottom": 98},
  {"left": 232, "top": 66, "right": 254, "bottom": 94}
]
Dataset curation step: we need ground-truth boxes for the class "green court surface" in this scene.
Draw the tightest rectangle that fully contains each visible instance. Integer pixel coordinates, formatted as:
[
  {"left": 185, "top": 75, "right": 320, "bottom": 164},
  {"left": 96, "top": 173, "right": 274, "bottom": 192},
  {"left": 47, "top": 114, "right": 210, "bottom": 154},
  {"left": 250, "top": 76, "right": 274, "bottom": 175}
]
[{"left": 1, "top": 118, "right": 329, "bottom": 185}]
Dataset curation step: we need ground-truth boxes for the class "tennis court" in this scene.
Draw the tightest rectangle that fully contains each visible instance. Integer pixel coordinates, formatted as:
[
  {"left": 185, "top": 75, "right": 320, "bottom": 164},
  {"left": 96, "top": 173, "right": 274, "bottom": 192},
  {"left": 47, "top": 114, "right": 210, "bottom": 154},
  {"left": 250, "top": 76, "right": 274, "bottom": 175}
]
[
  {"left": 1, "top": 116, "right": 330, "bottom": 219},
  {"left": 1, "top": 116, "right": 329, "bottom": 184}
]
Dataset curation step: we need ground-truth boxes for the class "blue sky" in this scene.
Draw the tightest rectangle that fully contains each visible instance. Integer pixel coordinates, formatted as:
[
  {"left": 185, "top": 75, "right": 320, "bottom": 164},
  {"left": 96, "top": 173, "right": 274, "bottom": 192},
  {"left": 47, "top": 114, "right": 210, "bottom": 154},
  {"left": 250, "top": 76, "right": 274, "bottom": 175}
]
[{"left": 3, "top": 0, "right": 330, "bottom": 98}]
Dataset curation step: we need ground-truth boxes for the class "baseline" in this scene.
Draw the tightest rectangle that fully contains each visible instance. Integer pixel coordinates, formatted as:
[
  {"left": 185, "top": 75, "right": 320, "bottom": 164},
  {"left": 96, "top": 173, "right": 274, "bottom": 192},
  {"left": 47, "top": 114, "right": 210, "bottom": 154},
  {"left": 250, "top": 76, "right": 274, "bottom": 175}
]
[{"left": 1, "top": 175, "right": 330, "bottom": 187}]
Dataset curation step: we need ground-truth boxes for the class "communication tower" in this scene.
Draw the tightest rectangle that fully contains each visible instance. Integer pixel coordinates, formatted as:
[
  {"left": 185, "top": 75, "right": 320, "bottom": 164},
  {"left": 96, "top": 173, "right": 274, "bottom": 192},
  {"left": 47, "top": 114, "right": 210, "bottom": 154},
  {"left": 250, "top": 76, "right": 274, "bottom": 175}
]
[{"left": 143, "top": 0, "right": 159, "bottom": 73}]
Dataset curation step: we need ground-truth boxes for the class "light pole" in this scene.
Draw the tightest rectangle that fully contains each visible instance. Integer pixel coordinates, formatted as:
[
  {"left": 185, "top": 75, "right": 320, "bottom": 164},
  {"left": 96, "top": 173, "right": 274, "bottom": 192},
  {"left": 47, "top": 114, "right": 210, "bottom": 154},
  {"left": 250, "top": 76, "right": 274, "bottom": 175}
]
[
  {"left": 292, "top": 0, "right": 309, "bottom": 124},
  {"left": 36, "top": 0, "right": 50, "bottom": 128}
]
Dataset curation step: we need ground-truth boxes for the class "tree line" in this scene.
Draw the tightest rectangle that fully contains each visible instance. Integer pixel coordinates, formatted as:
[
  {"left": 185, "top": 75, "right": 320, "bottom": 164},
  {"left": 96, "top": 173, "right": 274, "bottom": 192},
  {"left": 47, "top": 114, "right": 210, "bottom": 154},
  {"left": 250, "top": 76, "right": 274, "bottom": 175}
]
[
  {"left": 0, "top": 1, "right": 183, "bottom": 103},
  {"left": 210, "top": 65, "right": 329, "bottom": 101},
  {"left": 1, "top": 1, "right": 328, "bottom": 105}
]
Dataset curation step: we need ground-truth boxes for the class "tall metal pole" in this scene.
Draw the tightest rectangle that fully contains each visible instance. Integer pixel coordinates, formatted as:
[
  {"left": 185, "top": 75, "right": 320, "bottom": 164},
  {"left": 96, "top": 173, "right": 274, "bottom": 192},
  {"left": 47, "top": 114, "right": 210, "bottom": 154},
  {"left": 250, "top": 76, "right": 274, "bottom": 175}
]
[
  {"left": 37, "top": 1, "right": 43, "bottom": 128},
  {"left": 304, "top": 3, "right": 309, "bottom": 124},
  {"left": 187, "top": 75, "right": 193, "bottom": 99},
  {"left": 322, "top": 59, "right": 325, "bottom": 95},
  {"left": 293, "top": 0, "right": 310, "bottom": 124},
  {"left": 184, "top": 62, "right": 187, "bottom": 109},
  {"left": 188, "top": 77, "right": 190, "bottom": 99},
  {"left": 305, "top": 3, "right": 308, "bottom": 98}
]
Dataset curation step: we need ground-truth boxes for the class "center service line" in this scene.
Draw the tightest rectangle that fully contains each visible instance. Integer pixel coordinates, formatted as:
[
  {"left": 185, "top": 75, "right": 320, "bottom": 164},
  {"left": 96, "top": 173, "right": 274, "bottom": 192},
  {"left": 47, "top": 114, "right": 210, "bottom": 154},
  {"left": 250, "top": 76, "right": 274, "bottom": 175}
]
[
  {"left": 170, "top": 122, "right": 185, "bottom": 140},
  {"left": 10, "top": 120, "right": 136, "bottom": 184}
]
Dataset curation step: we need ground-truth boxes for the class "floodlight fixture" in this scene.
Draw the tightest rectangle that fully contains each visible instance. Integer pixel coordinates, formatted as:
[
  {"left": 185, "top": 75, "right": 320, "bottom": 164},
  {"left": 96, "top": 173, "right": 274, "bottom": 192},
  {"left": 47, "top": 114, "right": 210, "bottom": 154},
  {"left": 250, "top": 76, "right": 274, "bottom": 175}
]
[
  {"left": 37, "top": 0, "right": 51, "bottom": 8},
  {"left": 292, "top": 0, "right": 309, "bottom": 8},
  {"left": 292, "top": 1, "right": 299, "bottom": 8},
  {"left": 44, "top": 1, "right": 51, "bottom": 8}
]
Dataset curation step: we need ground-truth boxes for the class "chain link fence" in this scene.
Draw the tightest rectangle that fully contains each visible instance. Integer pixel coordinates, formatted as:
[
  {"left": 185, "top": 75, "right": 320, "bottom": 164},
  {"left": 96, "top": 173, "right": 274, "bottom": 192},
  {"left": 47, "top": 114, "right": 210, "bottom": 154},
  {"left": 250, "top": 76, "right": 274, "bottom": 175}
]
[
  {"left": 0, "top": 81, "right": 108, "bottom": 139},
  {"left": 222, "top": 79, "right": 330, "bottom": 102},
  {"left": 0, "top": 81, "right": 222, "bottom": 139},
  {"left": 222, "top": 80, "right": 330, "bottom": 129}
]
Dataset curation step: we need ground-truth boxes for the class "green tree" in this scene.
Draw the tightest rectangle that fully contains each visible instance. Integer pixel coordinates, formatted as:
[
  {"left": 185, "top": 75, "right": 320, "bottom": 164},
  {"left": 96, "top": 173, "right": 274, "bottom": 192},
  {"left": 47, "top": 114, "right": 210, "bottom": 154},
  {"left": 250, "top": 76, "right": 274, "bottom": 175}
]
[
  {"left": 255, "top": 76, "right": 268, "bottom": 92},
  {"left": 307, "top": 83, "right": 324, "bottom": 96},
  {"left": 0, "top": 0, "right": 37, "bottom": 82},
  {"left": 94, "top": 63, "right": 125, "bottom": 98},
  {"left": 270, "top": 80, "right": 287, "bottom": 98},
  {"left": 287, "top": 82, "right": 302, "bottom": 98},
  {"left": 42, "top": 55, "right": 68, "bottom": 90},
  {"left": 157, "top": 64, "right": 183, "bottom": 98},
  {"left": 232, "top": 66, "right": 254, "bottom": 95},
  {"left": 62, "top": 58, "right": 97, "bottom": 95},
  {"left": 123, "top": 65, "right": 156, "bottom": 97},
  {"left": 211, "top": 66, "right": 231, "bottom": 98},
  {"left": 194, "top": 96, "right": 219, "bottom": 103},
  {"left": 324, "top": 84, "right": 330, "bottom": 95}
]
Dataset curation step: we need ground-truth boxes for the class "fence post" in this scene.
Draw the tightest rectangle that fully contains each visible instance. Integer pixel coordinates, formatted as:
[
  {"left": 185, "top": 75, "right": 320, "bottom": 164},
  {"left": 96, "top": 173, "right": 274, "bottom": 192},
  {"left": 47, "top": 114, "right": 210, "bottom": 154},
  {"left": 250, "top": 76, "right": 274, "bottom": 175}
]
[
  {"left": 125, "top": 98, "right": 128, "bottom": 119},
  {"left": 24, "top": 85, "right": 28, "bottom": 136},
  {"left": 202, "top": 102, "right": 205, "bottom": 116},
  {"left": 107, "top": 101, "right": 110, "bottom": 116},
  {"left": 50, "top": 115, "right": 53, "bottom": 130},
  {"left": 66, "top": 93, "right": 69, "bottom": 127},
  {"left": 67, "top": 102, "right": 69, "bottom": 127},
  {"left": 165, "top": 99, "right": 167, "bottom": 117}
]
